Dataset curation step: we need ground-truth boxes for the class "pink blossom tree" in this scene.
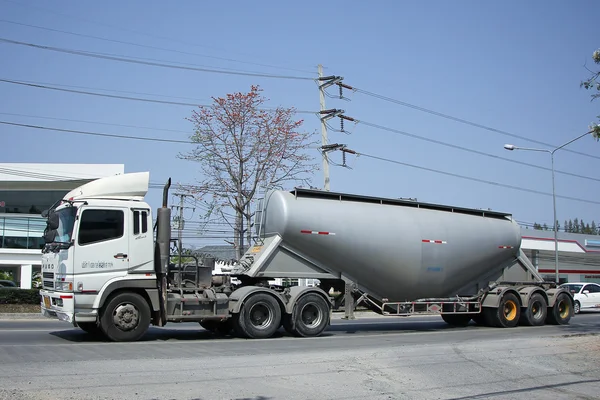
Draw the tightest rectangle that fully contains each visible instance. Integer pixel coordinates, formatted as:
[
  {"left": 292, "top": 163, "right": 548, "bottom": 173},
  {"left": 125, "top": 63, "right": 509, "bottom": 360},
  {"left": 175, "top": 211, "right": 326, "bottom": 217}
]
[{"left": 179, "top": 85, "right": 317, "bottom": 259}]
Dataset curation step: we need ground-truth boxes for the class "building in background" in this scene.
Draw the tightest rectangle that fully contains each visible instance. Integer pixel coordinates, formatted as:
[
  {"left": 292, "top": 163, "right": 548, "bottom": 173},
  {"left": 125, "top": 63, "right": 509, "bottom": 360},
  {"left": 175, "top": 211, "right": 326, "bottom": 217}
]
[
  {"left": 0, "top": 163, "right": 124, "bottom": 288},
  {"left": 520, "top": 228, "right": 600, "bottom": 284}
]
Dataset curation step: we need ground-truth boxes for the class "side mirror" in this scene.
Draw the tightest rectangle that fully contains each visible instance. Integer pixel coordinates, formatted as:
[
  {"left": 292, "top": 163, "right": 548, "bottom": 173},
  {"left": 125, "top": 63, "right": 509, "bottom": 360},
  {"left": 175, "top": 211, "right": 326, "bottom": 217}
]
[
  {"left": 43, "top": 228, "right": 57, "bottom": 244},
  {"left": 47, "top": 211, "right": 59, "bottom": 230},
  {"left": 583, "top": 290, "right": 590, "bottom": 295}
]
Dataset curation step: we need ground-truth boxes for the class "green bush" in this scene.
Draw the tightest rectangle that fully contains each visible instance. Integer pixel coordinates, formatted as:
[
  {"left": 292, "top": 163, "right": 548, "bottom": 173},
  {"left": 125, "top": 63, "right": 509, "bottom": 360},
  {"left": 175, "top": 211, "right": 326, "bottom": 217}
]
[{"left": 0, "top": 288, "right": 41, "bottom": 305}]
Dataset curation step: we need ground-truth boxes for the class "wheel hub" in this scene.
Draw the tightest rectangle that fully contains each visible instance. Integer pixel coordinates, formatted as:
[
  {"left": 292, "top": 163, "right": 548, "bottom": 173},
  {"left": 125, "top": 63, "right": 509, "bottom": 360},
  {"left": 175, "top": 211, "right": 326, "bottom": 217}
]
[
  {"left": 113, "top": 303, "right": 139, "bottom": 331},
  {"left": 300, "top": 303, "right": 322, "bottom": 328},
  {"left": 249, "top": 304, "right": 273, "bottom": 329}
]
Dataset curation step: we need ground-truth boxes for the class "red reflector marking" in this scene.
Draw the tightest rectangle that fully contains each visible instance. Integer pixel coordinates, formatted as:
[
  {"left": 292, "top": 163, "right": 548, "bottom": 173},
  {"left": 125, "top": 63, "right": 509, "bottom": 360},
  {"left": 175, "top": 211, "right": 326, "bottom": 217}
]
[
  {"left": 422, "top": 240, "right": 447, "bottom": 244},
  {"left": 60, "top": 295, "right": 73, "bottom": 299},
  {"left": 301, "top": 230, "right": 336, "bottom": 236},
  {"left": 498, "top": 246, "right": 514, "bottom": 249}
]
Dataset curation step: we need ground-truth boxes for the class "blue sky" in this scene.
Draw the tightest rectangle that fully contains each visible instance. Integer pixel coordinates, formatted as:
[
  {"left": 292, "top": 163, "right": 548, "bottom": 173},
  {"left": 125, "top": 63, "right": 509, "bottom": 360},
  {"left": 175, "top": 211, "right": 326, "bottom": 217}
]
[{"left": 1, "top": 0, "right": 599, "bottom": 247}]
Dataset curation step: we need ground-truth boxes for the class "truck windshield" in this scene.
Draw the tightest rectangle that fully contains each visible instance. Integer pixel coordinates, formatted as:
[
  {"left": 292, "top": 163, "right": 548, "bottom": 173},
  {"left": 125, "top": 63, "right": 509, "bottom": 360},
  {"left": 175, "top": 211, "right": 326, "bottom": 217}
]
[{"left": 53, "top": 207, "right": 77, "bottom": 243}]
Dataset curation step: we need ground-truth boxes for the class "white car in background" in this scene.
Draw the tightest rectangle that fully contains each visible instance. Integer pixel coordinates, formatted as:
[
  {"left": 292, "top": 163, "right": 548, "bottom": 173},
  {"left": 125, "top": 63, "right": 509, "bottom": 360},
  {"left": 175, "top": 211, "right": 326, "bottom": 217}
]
[{"left": 559, "top": 282, "right": 600, "bottom": 314}]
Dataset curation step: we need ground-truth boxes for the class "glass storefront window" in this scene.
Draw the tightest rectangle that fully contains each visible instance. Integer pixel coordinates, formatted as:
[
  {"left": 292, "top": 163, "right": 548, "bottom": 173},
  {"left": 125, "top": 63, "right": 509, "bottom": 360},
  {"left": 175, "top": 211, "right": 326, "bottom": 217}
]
[
  {"left": 0, "top": 190, "right": 68, "bottom": 215},
  {"left": 0, "top": 215, "right": 47, "bottom": 249}
]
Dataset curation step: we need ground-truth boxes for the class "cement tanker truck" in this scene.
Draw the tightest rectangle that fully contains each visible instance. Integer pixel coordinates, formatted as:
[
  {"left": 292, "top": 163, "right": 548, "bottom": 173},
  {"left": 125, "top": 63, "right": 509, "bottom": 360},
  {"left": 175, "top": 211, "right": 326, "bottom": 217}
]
[{"left": 39, "top": 173, "right": 573, "bottom": 342}]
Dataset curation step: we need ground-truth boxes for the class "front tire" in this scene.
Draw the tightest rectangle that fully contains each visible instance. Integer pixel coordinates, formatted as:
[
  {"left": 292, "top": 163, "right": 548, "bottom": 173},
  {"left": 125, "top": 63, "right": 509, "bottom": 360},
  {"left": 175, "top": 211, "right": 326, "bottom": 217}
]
[{"left": 100, "top": 292, "right": 151, "bottom": 342}]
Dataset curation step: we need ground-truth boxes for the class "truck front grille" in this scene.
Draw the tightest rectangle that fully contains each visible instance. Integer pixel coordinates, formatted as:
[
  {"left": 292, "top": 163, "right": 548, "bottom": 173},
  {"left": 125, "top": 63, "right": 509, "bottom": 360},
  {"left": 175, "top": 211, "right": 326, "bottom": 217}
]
[{"left": 42, "top": 272, "right": 54, "bottom": 289}]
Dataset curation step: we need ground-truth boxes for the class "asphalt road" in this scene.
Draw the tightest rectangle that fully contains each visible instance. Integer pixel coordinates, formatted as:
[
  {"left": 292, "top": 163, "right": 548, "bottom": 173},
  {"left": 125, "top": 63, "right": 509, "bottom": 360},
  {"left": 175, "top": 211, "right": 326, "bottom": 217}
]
[{"left": 0, "top": 313, "right": 599, "bottom": 400}]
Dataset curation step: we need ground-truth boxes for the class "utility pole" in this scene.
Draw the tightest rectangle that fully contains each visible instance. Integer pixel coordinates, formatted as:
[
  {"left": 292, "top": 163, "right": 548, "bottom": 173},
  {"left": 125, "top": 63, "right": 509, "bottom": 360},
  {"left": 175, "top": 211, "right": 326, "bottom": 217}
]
[
  {"left": 171, "top": 193, "right": 194, "bottom": 259},
  {"left": 318, "top": 64, "right": 330, "bottom": 191},
  {"left": 317, "top": 66, "right": 346, "bottom": 191}
]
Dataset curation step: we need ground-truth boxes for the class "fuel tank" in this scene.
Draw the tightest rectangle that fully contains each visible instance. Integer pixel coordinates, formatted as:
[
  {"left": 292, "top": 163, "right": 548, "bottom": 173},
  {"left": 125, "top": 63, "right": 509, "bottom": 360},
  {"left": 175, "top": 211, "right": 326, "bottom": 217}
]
[{"left": 259, "top": 188, "right": 522, "bottom": 301}]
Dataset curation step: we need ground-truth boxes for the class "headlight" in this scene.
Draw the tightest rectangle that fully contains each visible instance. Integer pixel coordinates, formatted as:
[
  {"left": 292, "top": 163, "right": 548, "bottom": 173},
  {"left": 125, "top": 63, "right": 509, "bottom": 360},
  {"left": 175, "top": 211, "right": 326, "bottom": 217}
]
[{"left": 55, "top": 280, "right": 73, "bottom": 291}]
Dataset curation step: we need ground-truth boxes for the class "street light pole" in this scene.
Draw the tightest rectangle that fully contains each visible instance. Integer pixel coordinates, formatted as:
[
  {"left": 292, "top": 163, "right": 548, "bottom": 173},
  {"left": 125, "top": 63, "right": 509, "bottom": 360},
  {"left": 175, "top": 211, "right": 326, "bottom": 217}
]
[{"left": 504, "top": 130, "right": 593, "bottom": 284}]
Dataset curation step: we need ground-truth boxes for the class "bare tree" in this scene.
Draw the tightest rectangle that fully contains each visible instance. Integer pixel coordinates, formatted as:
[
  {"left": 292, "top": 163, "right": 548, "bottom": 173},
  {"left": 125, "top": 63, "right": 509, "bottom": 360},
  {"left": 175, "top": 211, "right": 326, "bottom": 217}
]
[
  {"left": 581, "top": 48, "right": 600, "bottom": 139},
  {"left": 179, "top": 85, "right": 318, "bottom": 259}
]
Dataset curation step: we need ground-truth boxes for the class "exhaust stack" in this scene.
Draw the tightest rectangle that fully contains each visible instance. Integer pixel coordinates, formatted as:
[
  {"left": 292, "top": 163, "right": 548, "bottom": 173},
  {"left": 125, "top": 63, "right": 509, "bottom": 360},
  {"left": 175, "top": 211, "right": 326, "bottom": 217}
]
[{"left": 156, "top": 178, "right": 172, "bottom": 274}]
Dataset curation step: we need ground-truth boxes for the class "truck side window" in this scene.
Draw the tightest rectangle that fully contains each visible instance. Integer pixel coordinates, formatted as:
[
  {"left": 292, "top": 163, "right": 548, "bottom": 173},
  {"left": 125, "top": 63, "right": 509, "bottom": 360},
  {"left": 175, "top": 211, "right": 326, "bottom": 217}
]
[
  {"left": 133, "top": 211, "right": 140, "bottom": 235},
  {"left": 78, "top": 210, "right": 124, "bottom": 245},
  {"left": 141, "top": 211, "right": 148, "bottom": 233}
]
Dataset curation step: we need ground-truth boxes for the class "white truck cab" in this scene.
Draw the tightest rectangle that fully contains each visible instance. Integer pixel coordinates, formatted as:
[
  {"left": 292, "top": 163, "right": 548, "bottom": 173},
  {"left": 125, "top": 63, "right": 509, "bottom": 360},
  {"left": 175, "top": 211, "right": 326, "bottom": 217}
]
[
  {"left": 38, "top": 171, "right": 333, "bottom": 342},
  {"left": 40, "top": 172, "right": 157, "bottom": 330}
]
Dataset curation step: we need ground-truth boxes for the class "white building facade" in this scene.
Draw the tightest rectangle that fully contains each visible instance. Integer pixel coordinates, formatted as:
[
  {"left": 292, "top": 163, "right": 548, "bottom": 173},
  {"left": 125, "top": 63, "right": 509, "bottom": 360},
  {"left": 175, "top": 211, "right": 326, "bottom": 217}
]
[{"left": 0, "top": 163, "right": 124, "bottom": 288}]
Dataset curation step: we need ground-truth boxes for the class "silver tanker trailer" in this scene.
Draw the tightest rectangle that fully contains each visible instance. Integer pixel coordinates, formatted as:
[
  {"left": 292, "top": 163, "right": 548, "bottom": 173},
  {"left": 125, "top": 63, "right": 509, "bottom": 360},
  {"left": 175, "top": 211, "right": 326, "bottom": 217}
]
[
  {"left": 39, "top": 173, "right": 573, "bottom": 342},
  {"left": 233, "top": 187, "right": 574, "bottom": 330}
]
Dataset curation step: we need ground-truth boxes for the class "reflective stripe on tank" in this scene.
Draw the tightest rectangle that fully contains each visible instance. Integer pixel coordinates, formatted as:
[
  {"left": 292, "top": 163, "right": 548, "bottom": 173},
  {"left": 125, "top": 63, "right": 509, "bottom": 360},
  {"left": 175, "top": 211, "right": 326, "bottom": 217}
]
[
  {"left": 422, "top": 239, "right": 446, "bottom": 244},
  {"left": 300, "top": 230, "right": 336, "bottom": 235},
  {"left": 498, "top": 245, "right": 514, "bottom": 249}
]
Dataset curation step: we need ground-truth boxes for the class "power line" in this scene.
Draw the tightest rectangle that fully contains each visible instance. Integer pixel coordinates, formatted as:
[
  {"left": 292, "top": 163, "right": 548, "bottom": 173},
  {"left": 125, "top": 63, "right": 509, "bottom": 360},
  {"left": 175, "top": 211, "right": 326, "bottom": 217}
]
[
  {"left": 357, "top": 119, "right": 600, "bottom": 183},
  {"left": 0, "top": 0, "right": 314, "bottom": 74},
  {"left": 0, "top": 121, "right": 194, "bottom": 144},
  {"left": 0, "top": 112, "right": 192, "bottom": 135},
  {"left": 0, "top": 19, "right": 316, "bottom": 76},
  {"left": 353, "top": 151, "right": 600, "bottom": 206},
  {"left": 349, "top": 87, "right": 600, "bottom": 161},
  {"left": 0, "top": 78, "right": 318, "bottom": 114},
  {"left": 0, "top": 37, "right": 314, "bottom": 81}
]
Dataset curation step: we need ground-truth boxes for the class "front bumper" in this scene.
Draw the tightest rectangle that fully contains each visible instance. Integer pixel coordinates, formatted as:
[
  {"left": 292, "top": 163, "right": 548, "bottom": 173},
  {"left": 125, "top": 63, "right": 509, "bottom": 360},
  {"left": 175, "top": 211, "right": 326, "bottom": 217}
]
[{"left": 40, "top": 289, "right": 75, "bottom": 325}]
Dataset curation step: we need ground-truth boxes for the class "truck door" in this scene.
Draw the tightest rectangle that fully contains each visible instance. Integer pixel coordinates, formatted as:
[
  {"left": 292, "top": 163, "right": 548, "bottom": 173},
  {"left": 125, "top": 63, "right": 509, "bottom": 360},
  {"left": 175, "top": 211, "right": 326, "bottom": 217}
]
[
  {"left": 73, "top": 207, "right": 129, "bottom": 290},
  {"left": 129, "top": 208, "right": 154, "bottom": 274}
]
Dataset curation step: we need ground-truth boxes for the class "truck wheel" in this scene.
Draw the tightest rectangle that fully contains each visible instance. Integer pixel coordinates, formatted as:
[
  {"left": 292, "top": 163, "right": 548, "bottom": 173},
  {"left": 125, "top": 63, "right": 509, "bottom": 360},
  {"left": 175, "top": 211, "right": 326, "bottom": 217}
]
[
  {"left": 546, "top": 292, "right": 573, "bottom": 325},
  {"left": 485, "top": 293, "right": 521, "bottom": 328},
  {"left": 237, "top": 293, "right": 281, "bottom": 339},
  {"left": 77, "top": 322, "right": 104, "bottom": 337},
  {"left": 519, "top": 293, "right": 547, "bottom": 326},
  {"left": 441, "top": 314, "right": 472, "bottom": 327},
  {"left": 285, "top": 293, "right": 330, "bottom": 337},
  {"left": 100, "top": 292, "right": 151, "bottom": 342}
]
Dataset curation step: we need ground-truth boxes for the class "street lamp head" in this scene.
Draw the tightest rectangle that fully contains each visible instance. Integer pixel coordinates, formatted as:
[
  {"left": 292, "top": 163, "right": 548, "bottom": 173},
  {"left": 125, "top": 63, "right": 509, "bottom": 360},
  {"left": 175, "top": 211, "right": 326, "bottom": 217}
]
[{"left": 504, "top": 144, "right": 516, "bottom": 151}]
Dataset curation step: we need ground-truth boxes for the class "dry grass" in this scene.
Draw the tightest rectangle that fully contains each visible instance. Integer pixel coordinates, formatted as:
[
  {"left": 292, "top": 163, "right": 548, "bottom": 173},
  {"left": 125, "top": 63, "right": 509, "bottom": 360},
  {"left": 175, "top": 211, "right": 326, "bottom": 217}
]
[{"left": 0, "top": 304, "right": 40, "bottom": 313}]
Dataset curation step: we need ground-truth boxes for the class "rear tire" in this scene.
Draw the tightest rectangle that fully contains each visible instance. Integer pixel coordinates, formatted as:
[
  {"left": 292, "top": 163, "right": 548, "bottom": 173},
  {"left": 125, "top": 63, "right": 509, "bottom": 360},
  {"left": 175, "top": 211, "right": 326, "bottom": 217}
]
[
  {"left": 484, "top": 292, "right": 521, "bottom": 328},
  {"left": 441, "top": 314, "right": 472, "bottom": 327},
  {"left": 546, "top": 292, "right": 573, "bottom": 325},
  {"left": 574, "top": 300, "right": 581, "bottom": 315},
  {"left": 519, "top": 293, "right": 547, "bottom": 326},
  {"left": 99, "top": 292, "right": 151, "bottom": 342},
  {"left": 236, "top": 293, "right": 282, "bottom": 339},
  {"left": 284, "top": 293, "right": 330, "bottom": 337}
]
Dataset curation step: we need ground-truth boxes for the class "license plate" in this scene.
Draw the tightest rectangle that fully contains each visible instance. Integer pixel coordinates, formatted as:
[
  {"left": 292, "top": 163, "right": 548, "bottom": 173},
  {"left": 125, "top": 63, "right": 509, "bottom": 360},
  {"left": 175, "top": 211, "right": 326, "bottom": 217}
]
[{"left": 43, "top": 295, "right": 51, "bottom": 309}]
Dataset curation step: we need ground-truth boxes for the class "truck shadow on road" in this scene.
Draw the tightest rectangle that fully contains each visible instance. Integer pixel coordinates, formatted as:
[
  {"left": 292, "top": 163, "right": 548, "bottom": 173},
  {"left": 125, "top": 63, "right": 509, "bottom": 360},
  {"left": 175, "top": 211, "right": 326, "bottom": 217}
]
[
  {"left": 47, "top": 319, "right": 497, "bottom": 343},
  {"left": 47, "top": 313, "right": 600, "bottom": 343}
]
